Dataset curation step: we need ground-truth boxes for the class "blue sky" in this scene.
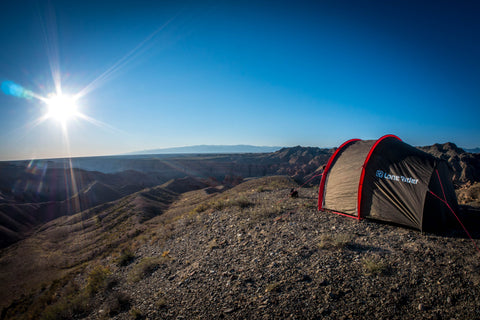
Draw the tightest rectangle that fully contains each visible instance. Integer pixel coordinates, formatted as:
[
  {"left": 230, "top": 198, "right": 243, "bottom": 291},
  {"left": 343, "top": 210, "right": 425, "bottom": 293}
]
[{"left": 0, "top": 0, "right": 479, "bottom": 160}]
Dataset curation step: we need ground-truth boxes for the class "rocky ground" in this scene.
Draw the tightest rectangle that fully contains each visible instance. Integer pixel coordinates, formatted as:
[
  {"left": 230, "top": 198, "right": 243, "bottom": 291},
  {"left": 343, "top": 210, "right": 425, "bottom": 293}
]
[{"left": 76, "top": 176, "right": 480, "bottom": 320}]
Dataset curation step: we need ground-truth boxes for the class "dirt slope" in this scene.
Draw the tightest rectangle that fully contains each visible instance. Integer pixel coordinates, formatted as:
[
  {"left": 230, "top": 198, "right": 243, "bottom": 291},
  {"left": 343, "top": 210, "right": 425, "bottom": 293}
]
[{"left": 3, "top": 176, "right": 478, "bottom": 319}]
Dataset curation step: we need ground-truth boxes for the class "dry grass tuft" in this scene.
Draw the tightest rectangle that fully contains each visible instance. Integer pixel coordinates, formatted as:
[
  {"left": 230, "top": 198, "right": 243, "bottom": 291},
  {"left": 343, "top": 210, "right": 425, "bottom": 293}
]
[
  {"left": 86, "top": 265, "right": 112, "bottom": 296},
  {"left": 116, "top": 248, "right": 135, "bottom": 267},
  {"left": 318, "top": 233, "right": 353, "bottom": 250},
  {"left": 265, "top": 282, "right": 282, "bottom": 293},
  {"left": 363, "top": 257, "right": 388, "bottom": 276},
  {"left": 129, "top": 257, "right": 166, "bottom": 282}
]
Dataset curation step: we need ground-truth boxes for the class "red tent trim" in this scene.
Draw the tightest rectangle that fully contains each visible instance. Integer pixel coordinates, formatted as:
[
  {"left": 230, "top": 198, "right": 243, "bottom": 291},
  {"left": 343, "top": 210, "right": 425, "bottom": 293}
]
[{"left": 356, "top": 134, "right": 402, "bottom": 219}]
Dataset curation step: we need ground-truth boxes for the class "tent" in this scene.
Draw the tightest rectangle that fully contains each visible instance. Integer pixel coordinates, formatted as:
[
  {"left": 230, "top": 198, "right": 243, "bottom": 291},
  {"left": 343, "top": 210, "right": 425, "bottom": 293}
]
[{"left": 317, "top": 135, "right": 458, "bottom": 231}]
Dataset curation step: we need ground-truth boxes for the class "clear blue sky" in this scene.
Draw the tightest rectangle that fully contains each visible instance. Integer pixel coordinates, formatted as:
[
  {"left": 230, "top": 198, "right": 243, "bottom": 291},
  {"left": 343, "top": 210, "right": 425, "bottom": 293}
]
[{"left": 1, "top": 0, "right": 479, "bottom": 160}]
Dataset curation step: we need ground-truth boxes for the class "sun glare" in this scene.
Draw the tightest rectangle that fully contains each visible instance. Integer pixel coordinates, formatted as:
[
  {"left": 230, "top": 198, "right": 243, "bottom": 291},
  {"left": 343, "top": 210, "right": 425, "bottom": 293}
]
[{"left": 45, "top": 94, "right": 79, "bottom": 123}]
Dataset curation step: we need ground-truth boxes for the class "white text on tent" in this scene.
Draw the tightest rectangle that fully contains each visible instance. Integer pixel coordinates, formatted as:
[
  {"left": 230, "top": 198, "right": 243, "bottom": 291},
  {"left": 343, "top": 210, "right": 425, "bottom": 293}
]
[{"left": 376, "top": 170, "right": 418, "bottom": 185}]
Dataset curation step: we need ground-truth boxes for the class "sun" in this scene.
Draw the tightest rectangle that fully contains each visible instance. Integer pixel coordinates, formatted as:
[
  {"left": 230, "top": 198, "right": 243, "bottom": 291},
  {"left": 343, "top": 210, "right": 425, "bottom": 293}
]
[{"left": 45, "top": 94, "right": 79, "bottom": 124}]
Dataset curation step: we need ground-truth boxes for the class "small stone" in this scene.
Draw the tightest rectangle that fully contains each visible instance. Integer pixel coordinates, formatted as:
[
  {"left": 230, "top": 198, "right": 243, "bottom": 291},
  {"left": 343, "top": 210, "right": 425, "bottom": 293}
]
[
  {"left": 299, "top": 274, "right": 312, "bottom": 282},
  {"left": 224, "top": 308, "right": 235, "bottom": 314},
  {"left": 418, "top": 303, "right": 426, "bottom": 311},
  {"left": 319, "top": 279, "right": 329, "bottom": 286}
]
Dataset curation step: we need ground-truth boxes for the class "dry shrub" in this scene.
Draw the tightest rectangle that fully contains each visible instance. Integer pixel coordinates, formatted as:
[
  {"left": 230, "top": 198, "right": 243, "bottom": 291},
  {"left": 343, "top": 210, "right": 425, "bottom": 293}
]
[
  {"left": 86, "top": 265, "right": 112, "bottom": 296},
  {"left": 191, "top": 202, "right": 210, "bottom": 214},
  {"left": 318, "top": 233, "right": 352, "bottom": 250},
  {"left": 116, "top": 248, "right": 135, "bottom": 267},
  {"left": 104, "top": 291, "right": 132, "bottom": 316},
  {"left": 265, "top": 282, "right": 282, "bottom": 293},
  {"left": 129, "top": 257, "right": 166, "bottom": 282},
  {"left": 363, "top": 257, "right": 388, "bottom": 276}
]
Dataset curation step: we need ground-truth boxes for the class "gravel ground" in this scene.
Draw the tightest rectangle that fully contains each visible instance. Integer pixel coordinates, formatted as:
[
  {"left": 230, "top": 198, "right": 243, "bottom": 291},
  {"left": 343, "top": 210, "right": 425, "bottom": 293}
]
[{"left": 87, "top": 177, "right": 480, "bottom": 320}]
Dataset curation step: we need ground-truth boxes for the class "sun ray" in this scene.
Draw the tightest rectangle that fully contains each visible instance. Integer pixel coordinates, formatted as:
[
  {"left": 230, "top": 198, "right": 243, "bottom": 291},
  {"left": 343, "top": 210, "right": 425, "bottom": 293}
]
[
  {"left": 37, "top": 1, "right": 62, "bottom": 95},
  {"left": 75, "top": 113, "right": 126, "bottom": 134},
  {"left": 74, "top": 15, "right": 178, "bottom": 100}
]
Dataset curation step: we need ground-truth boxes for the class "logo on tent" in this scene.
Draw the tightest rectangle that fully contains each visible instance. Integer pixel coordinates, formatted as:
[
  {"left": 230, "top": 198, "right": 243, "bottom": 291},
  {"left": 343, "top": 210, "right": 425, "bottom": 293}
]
[
  {"left": 376, "top": 170, "right": 384, "bottom": 178},
  {"left": 375, "top": 169, "right": 418, "bottom": 185}
]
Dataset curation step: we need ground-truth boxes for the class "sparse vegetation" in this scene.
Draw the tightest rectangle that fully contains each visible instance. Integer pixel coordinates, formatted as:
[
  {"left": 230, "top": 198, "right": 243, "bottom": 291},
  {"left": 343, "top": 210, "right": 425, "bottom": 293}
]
[
  {"left": 104, "top": 291, "right": 132, "bottom": 316},
  {"left": 116, "top": 248, "right": 136, "bottom": 267},
  {"left": 86, "top": 265, "right": 112, "bottom": 296},
  {"left": 40, "top": 291, "right": 91, "bottom": 320},
  {"left": 249, "top": 203, "right": 283, "bottom": 221},
  {"left": 208, "top": 238, "right": 219, "bottom": 250},
  {"left": 154, "top": 289, "right": 168, "bottom": 309},
  {"left": 130, "top": 307, "right": 145, "bottom": 319},
  {"left": 129, "top": 257, "right": 166, "bottom": 282},
  {"left": 265, "top": 282, "right": 282, "bottom": 293},
  {"left": 363, "top": 257, "right": 388, "bottom": 276},
  {"left": 209, "top": 196, "right": 253, "bottom": 211},
  {"left": 318, "top": 233, "right": 352, "bottom": 250},
  {"left": 231, "top": 196, "right": 253, "bottom": 208},
  {"left": 191, "top": 202, "right": 210, "bottom": 214}
]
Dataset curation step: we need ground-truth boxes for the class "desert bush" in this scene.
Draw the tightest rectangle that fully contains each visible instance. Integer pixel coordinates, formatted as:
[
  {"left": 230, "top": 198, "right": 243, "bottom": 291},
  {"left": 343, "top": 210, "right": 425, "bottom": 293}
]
[
  {"left": 85, "top": 265, "right": 111, "bottom": 296},
  {"left": 116, "top": 249, "right": 135, "bottom": 267},
  {"left": 363, "top": 257, "right": 388, "bottom": 275},
  {"left": 130, "top": 307, "right": 145, "bottom": 319},
  {"left": 41, "top": 293, "right": 90, "bottom": 320},
  {"left": 211, "top": 196, "right": 253, "bottom": 211},
  {"left": 318, "top": 233, "right": 352, "bottom": 250},
  {"left": 248, "top": 203, "right": 283, "bottom": 222},
  {"left": 191, "top": 202, "right": 210, "bottom": 214},
  {"left": 265, "top": 282, "right": 282, "bottom": 293},
  {"left": 129, "top": 257, "right": 165, "bottom": 282},
  {"left": 104, "top": 291, "right": 132, "bottom": 316},
  {"left": 212, "top": 199, "right": 227, "bottom": 211},
  {"left": 231, "top": 196, "right": 253, "bottom": 209}
]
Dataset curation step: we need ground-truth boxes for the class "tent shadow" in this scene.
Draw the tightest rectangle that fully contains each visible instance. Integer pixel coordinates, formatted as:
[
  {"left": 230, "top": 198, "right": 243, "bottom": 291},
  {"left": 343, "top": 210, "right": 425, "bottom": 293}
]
[{"left": 426, "top": 205, "right": 480, "bottom": 240}]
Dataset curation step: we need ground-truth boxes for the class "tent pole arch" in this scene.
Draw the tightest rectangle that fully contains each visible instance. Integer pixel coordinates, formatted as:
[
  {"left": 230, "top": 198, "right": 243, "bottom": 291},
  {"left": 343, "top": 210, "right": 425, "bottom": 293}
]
[{"left": 356, "top": 134, "right": 402, "bottom": 219}]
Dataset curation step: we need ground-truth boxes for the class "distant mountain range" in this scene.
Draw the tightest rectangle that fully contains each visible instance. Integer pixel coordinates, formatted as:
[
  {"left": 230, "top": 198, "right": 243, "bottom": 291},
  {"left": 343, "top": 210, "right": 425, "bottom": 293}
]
[
  {"left": 464, "top": 147, "right": 480, "bottom": 154},
  {"left": 127, "top": 145, "right": 283, "bottom": 155}
]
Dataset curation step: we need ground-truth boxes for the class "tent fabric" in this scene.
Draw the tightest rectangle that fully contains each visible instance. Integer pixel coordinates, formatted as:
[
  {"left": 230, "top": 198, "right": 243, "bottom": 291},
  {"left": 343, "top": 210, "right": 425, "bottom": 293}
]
[{"left": 318, "top": 135, "right": 458, "bottom": 231}]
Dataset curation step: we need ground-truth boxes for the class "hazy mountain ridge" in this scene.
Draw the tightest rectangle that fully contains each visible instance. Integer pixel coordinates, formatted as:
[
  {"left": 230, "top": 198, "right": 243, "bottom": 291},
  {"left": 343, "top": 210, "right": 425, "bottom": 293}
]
[
  {"left": 464, "top": 147, "right": 480, "bottom": 154},
  {"left": 128, "top": 144, "right": 282, "bottom": 155}
]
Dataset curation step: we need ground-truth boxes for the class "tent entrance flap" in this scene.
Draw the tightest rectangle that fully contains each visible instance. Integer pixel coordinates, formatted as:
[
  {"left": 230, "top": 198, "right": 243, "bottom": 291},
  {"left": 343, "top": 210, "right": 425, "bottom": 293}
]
[{"left": 322, "top": 140, "right": 375, "bottom": 216}]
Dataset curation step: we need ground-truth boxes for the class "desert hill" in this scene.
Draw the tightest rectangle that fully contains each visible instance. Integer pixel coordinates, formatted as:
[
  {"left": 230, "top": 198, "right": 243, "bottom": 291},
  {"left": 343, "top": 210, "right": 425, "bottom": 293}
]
[
  {"left": 0, "top": 147, "right": 334, "bottom": 248},
  {"left": 419, "top": 142, "right": 480, "bottom": 184},
  {"left": 1, "top": 176, "right": 479, "bottom": 319},
  {"left": 0, "top": 164, "right": 167, "bottom": 248},
  {"left": 0, "top": 183, "right": 179, "bottom": 313}
]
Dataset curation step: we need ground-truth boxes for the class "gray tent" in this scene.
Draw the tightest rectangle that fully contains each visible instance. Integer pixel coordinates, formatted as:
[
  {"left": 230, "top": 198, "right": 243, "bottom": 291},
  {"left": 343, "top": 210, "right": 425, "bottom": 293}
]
[{"left": 318, "top": 135, "right": 458, "bottom": 231}]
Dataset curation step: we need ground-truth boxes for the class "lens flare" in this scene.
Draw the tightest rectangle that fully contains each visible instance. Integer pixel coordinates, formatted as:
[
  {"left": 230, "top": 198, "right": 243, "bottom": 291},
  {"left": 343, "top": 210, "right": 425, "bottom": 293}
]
[{"left": 1, "top": 81, "right": 34, "bottom": 99}]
